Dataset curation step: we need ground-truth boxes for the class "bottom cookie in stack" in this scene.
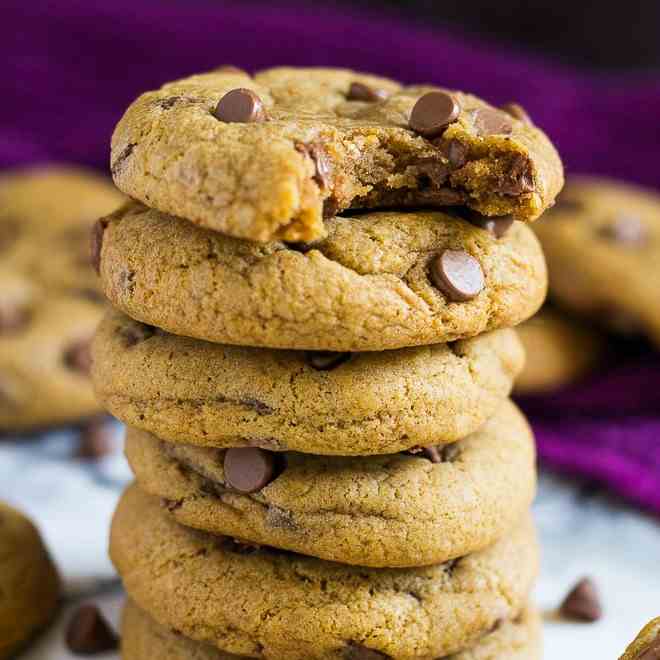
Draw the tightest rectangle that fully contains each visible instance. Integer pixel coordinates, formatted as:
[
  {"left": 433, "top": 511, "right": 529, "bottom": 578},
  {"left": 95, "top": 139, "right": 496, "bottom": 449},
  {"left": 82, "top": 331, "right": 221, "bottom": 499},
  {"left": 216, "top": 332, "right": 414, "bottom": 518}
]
[
  {"left": 121, "top": 598, "right": 542, "bottom": 660},
  {"left": 111, "top": 485, "right": 539, "bottom": 660}
]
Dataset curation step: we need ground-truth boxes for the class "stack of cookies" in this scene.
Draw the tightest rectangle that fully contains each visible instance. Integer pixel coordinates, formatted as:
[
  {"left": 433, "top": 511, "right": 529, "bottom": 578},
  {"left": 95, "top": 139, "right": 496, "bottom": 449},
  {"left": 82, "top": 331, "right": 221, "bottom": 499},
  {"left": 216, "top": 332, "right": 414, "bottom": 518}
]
[{"left": 91, "top": 67, "right": 564, "bottom": 659}]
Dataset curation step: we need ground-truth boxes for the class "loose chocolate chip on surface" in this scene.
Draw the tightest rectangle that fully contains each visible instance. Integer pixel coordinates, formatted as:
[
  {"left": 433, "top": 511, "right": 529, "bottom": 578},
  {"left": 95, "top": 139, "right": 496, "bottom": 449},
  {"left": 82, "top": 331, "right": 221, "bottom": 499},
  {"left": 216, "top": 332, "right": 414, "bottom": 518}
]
[
  {"left": 465, "top": 211, "right": 514, "bottom": 238},
  {"left": 307, "top": 351, "right": 351, "bottom": 371},
  {"left": 64, "top": 338, "right": 93, "bottom": 376},
  {"left": 559, "top": 577, "right": 603, "bottom": 622},
  {"left": 76, "top": 418, "right": 114, "bottom": 460},
  {"left": 347, "top": 82, "right": 389, "bottom": 102},
  {"left": 224, "top": 447, "right": 277, "bottom": 493},
  {"left": 637, "top": 636, "right": 660, "bottom": 660},
  {"left": 409, "top": 91, "right": 461, "bottom": 138},
  {"left": 501, "top": 102, "right": 533, "bottom": 124},
  {"left": 472, "top": 107, "right": 513, "bottom": 136},
  {"left": 599, "top": 214, "right": 648, "bottom": 246},
  {"left": 65, "top": 604, "right": 119, "bottom": 655},
  {"left": 296, "top": 142, "right": 332, "bottom": 190},
  {"left": 0, "top": 303, "right": 29, "bottom": 334},
  {"left": 214, "top": 88, "right": 267, "bottom": 123},
  {"left": 429, "top": 250, "right": 485, "bottom": 302},
  {"left": 90, "top": 219, "right": 108, "bottom": 275},
  {"left": 345, "top": 643, "right": 390, "bottom": 659}
]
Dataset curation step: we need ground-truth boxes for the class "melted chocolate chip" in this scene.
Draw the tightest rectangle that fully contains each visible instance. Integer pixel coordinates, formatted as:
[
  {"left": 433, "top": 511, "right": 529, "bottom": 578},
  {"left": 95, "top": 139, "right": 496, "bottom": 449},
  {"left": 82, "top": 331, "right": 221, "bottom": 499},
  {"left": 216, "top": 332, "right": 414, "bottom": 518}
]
[
  {"left": 429, "top": 250, "right": 485, "bottom": 302},
  {"left": 63, "top": 338, "right": 93, "bottom": 376},
  {"left": 213, "top": 88, "right": 267, "bottom": 123},
  {"left": 416, "top": 158, "right": 449, "bottom": 189},
  {"left": 306, "top": 351, "right": 351, "bottom": 371},
  {"left": 406, "top": 443, "right": 460, "bottom": 463},
  {"left": 472, "top": 107, "right": 513, "bottom": 136},
  {"left": 434, "top": 138, "right": 468, "bottom": 168},
  {"left": 65, "top": 604, "right": 119, "bottom": 655},
  {"left": 347, "top": 82, "right": 389, "bottom": 102},
  {"left": 409, "top": 91, "right": 461, "bottom": 138},
  {"left": 296, "top": 142, "right": 332, "bottom": 190},
  {"left": 223, "top": 447, "right": 278, "bottom": 493},
  {"left": 465, "top": 210, "right": 514, "bottom": 238},
  {"left": 559, "top": 577, "right": 603, "bottom": 622},
  {"left": 498, "top": 155, "right": 535, "bottom": 195}
]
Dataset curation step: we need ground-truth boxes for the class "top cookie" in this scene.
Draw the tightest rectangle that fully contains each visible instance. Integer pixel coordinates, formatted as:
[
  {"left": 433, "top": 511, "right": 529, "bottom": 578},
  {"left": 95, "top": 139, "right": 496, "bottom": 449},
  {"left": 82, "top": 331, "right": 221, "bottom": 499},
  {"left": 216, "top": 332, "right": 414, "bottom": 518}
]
[
  {"left": 111, "top": 66, "right": 564, "bottom": 242},
  {"left": 535, "top": 177, "right": 660, "bottom": 346}
]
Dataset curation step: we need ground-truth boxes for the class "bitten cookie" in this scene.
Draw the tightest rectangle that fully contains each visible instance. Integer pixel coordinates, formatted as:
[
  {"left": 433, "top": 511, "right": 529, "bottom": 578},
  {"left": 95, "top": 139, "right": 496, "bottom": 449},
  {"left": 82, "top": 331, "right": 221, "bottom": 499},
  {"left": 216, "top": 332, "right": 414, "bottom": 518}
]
[
  {"left": 514, "top": 307, "right": 605, "bottom": 395},
  {"left": 121, "top": 599, "right": 542, "bottom": 660},
  {"left": 111, "top": 485, "right": 539, "bottom": 660},
  {"left": 0, "top": 167, "right": 123, "bottom": 431},
  {"left": 111, "top": 66, "right": 563, "bottom": 242},
  {"left": 96, "top": 203, "right": 547, "bottom": 351},
  {"left": 125, "top": 399, "right": 536, "bottom": 567},
  {"left": 535, "top": 177, "right": 660, "bottom": 346},
  {"left": 93, "top": 310, "right": 524, "bottom": 455},
  {"left": 0, "top": 501, "right": 60, "bottom": 659}
]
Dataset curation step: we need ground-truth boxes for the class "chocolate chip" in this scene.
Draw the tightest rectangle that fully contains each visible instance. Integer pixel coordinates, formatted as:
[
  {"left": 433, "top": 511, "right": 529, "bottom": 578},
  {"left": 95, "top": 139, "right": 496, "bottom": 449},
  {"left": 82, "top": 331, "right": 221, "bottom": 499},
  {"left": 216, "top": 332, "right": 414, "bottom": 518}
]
[
  {"left": 0, "top": 303, "right": 30, "bottom": 335},
  {"left": 323, "top": 195, "right": 341, "bottom": 218},
  {"left": 75, "top": 418, "right": 114, "bottom": 460},
  {"left": 64, "top": 338, "right": 93, "bottom": 376},
  {"left": 498, "top": 155, "right": 535, "bottom": 195},
  {"left": 90, "top": 219, "right": 108, "bottom": 275},
  {"left": 110, "top": 142, "right": 136, "bottom": 176},
  {"left": 472, "top": 107, "right": 513, "bottom": 136},
  {"left": 161, "top": 498, "right": 182, "bottom": 512},
  {"left": 347, "top": 82, "right": 389, "bottom": 102},
  {"left": 223, "top": 447, "right": 277, "bottom": 493},
  {"left": 409, "top": 91, "right": 461, "bottom": 138},
  {"left": 65, "top": 604, "right": 119, "bottom": 655},
  {"left": 213, "top": 88, "right": 267, "bottom": 123},
  {"left": 345, "top": 644, "right": 390, "bottom": 659},
  {"left": 465, "top": 210, "right": 514, "bottom": 238},
  {"left": 429, "top": 250, "right": 485, "bottom": 302},
  {"left": 434, "top": 138, "right": 468, "bottom": 168},
  {"left": 296, "top": 142, "right": 332, "bottom": 190},
  {"left": 416, "top": 158, "right": 449, "bottom": 188},
  {"left": 407, "top": 443, "right": 460, "bottom": 463},
  {"left": 118, "top": 322, "right": 155, "bottom": 347},
  {"left": 214, "top": 65, "right": 247, "bottom": 74},
  {"left": 559, "top": 577, "right": 603, "bottom": 622},
  {"left": 598, "top": 214, "right": 648, "bottom": 246},
  {"left": 306, "top": 351, "right": 351, "bottom": 371},
  {"left": 286, "top": 241, "right": 316, "bottom": 254},
  {"left": 637, "top": 636, "right": 660, "bottom": 660},
  {"left": 501, "top": 102, "right": 533, "bottom": 124}
]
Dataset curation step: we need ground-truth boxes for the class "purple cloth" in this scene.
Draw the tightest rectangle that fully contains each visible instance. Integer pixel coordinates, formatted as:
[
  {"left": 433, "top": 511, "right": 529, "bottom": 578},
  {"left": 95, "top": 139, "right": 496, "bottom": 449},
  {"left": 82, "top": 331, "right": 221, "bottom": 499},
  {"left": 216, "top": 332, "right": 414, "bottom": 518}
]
[{"left": 3, "top": 0, "right": 660, "bottom": 513}]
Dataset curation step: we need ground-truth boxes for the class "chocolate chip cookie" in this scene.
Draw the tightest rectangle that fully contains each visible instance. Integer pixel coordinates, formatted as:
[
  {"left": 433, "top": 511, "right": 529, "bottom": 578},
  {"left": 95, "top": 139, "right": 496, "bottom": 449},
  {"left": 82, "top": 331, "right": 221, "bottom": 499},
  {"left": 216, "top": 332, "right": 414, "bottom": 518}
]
[
  {"left": 0, "top": 501, "right": 60, "bottom": 659},
  {"left": 111, "top": 485, "right": 538, "bottom": 660},
  {"left": 535, "top": 177, "right": 660, "bottom": 346},
  {"left": 125, "top": 399, "right": 536, "bottom": 567},
  {"left": 121, "top": 598, "right": 542, "bottom": 660},
  {"left": 93, "top": 310, "right": 524, "bottom": 455},
  {"left": 620, "top": 617, "right": 660, "bottom": 660},
  {"left": 0, "top": 167, "right": 124, "bottom": 431},
  {"left": 514, "top": 307, "right": 605, "bottom": 395},
  {"left": 96, "top": 202, "right": 547, "bottom": 351},
  {"left": 111, "top": 66, "right": 563, "bottom": 242}
]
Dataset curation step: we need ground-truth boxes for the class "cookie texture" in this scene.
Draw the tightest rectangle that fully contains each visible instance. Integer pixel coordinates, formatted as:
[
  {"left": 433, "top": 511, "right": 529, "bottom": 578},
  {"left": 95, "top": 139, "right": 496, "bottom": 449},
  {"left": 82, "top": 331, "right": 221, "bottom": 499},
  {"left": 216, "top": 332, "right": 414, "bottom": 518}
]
[
  {"left": 98, "top": 203, "right": 547, "bottom": 351},
  {"left": 536, "top": 177, "right": 660, "bottom": 346},
  {"left": 514, "top": 307, "right": 605, "bottom": 395},
  {"left": 111, "top": 485, "right": 538, "bottom": 660},
  {"left": 619, "top": 617, "right": 660, "bottom": 660},
  {"left": 93, "top": 310, "right": 524, "bottom": 455},
  {"left": 0, "top": 167, "right": 124, "bottom": 430},
  {"left": 125, "top": 399, "right": 536, "bottom": 567},
  {"left": 121, "top": 599, "right": 541, "bottom": 660},
  {"left": 0, "top": 501, "right": 60, "bottom": 659},
  {"left": 111, "top": 67, "right": 563, "bottom": 242}
]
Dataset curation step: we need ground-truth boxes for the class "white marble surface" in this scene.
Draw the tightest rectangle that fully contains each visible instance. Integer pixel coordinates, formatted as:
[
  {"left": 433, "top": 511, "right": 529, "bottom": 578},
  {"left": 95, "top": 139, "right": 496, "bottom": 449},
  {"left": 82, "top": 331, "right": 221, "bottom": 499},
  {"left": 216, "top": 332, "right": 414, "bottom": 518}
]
[{"left": 2, "top": 426, "right": 659, "bottom": 659}]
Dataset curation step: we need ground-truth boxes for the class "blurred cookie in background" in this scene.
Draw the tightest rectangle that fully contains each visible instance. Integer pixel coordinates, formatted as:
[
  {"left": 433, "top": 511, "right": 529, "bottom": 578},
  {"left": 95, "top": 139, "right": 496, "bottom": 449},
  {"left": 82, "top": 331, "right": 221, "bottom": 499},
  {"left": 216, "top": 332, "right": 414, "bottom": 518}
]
[
  {"left": 0, "top": 167, "right": 123, "bottom": 432},
  {"left": 536, "top": 177, "right": 660, "bottom": 348},
  {"left": 515, "top": 307, "right": 606, "bottom": 395},
  {"left": 0, "top": 500, "right": 60, "bottom": 659}
]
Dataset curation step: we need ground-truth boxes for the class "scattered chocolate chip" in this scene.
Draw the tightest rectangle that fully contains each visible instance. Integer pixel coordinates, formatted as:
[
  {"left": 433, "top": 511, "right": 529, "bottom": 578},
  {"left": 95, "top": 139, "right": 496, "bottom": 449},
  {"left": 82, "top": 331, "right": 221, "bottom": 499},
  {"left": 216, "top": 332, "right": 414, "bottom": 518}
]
[
  {"left": 75, "top": 418, "right": 114, "bottom": 460},
  {"left": 345, "top": 643, "right": 390, "bottom": 659},
  {"left": 472, "top": 107, "right": 513, "bottom": 136},
  {"left": 64, "top": 338, "right": 93, "bottom": 376},
  {"left": 0, "top": 303, "right": 30, "bottom": 335},
  {"left": 434, "top": 138, "right": 468, "bottom": 168},
  {"left": 598, "top": 214, "right": 648, "bottom": 246},
  {"left": 636, "top": 636, "right": 660, "bottom": 660},
  {"left": 501, "top": 102, "right": 533, "bottom": 124},
  {"left": 409, "top": 91, "right": 461, "bottom": 138},
  {"left": 214, "top": 88, "right": 267, "bottom": 123},
  {"left": 465, "top": 210, "right": 514, "bottom": 238},
  {"left": 65, "top": 604, "right": 119, "bottom": 655},
  {"left": 223, "top": 447, "right": 278, "bottom": 493},
  {"left": 90, "top": 219, "right": 108, "bottom": 275},
  {"left": 296, "top": 142, "right": 332, "bottom": 190},
  {"left": 306, "top": 351, "right": 351, "bottom": 371},
  {"left": 118, "top": 322, "right": 155, "bottom": 347},
  {"left": 347, "top": 82, "right": 389, "bottom": 102},
  {"left": 559, "top": 577, "right": 603, "bottom": 622},
  {"left": 416, "top": 158, "right": 449, "bottom": 188},
  {"left": 110, "top": 142, "right": 136, "bottom": 176},
  {"left": 429, "top": 249, "right": 485, "bottom": 302}
]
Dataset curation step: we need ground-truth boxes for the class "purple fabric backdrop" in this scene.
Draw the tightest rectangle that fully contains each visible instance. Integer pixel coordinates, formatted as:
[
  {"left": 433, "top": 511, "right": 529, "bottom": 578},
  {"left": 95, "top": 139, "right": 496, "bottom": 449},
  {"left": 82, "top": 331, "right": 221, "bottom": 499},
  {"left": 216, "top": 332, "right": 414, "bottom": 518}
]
[{"left": 3, "top": 0, "right": 660, "bottom": 513}]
